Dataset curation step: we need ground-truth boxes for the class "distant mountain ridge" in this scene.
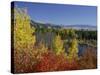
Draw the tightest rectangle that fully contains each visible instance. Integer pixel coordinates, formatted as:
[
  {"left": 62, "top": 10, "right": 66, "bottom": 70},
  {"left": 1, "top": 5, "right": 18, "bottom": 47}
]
[
  {"left": 62, "top": 25, "right": 97, "bottom": 30},
  {"left": 31, "top": 20, "right": 97, "bottom": 31}
]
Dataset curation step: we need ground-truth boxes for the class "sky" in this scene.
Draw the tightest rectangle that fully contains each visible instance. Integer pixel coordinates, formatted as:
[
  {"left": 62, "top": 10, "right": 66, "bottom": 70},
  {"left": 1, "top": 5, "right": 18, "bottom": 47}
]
[{"left": 12, "top": 1, "right": 97, "bottom": 26}]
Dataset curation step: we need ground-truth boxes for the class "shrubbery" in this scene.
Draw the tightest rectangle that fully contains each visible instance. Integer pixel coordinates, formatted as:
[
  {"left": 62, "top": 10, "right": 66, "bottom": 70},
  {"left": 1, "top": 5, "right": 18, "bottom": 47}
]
[
  {"left": 34, "top": 51, "right": 79, "bottom": 72},
  {"left": 78, "top": 47, "right": 97, "bottom": 69},
  {"left": 13, "top": 7, "right": 97, "bottom": 73}
]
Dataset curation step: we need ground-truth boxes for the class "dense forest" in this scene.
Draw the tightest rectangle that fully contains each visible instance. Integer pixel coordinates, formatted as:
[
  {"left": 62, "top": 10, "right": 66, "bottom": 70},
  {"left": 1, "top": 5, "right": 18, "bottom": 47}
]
[{"left": 12, "top": 7, "right": 97, "bottom": 73}]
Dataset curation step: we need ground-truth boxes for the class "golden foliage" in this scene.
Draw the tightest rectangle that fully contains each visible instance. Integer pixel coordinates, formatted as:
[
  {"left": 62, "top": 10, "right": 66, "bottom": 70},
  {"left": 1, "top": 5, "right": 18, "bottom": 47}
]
[
  {"left": 14, "top": 8, "right": 36, "bottom": 50},
  {"left": 53, "top": 34, "right": 65, "bottom": 55}
]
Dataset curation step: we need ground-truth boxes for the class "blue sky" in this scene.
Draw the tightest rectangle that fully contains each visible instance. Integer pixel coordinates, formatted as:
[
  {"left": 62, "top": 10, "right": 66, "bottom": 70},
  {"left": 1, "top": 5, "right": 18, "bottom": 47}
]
[{"left": 12, "top": 1, "right": 97, "bottom": 26}]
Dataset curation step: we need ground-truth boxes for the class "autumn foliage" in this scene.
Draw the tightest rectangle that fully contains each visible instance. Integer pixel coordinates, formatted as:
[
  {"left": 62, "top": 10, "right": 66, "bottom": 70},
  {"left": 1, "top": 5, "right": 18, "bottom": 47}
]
[
  {"left": 34, "top": 51, "right": 79, "bottom": 72},
  {"left": 53, "top": 34, "right": 65, "bottom": 55},
  {"left": 12, "top": 7, "right": 97, "bottom": 73},
  {"left": 78, "top": 47, "right": 97, "bottom": 69}
]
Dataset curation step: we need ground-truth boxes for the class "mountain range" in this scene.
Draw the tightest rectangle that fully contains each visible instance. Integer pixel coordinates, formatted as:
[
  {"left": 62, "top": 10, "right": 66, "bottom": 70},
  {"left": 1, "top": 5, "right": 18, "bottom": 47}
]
[{"left": 31, "top": 20, "right": 97, "bottom": 31}]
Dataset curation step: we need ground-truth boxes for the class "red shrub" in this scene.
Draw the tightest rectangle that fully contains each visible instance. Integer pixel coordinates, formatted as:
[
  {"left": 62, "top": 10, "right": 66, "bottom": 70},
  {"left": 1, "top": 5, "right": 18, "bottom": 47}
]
[
  {"left": 34, "top": 51, "right": 79, "bottom": 72},
  {"left": 56, "top": 55, "right": 79, "bottom": 71},
  {"left": 78, "top": 47, "right": 97, "bottom": 69},
  {"left": 34, "top": 51, "right": 57, "bottom": 72}
]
